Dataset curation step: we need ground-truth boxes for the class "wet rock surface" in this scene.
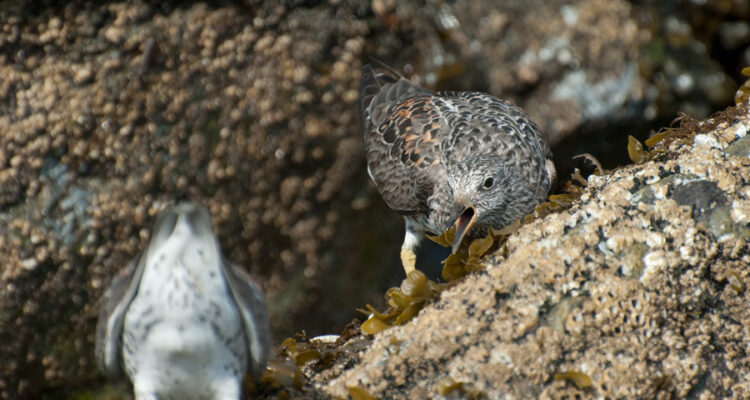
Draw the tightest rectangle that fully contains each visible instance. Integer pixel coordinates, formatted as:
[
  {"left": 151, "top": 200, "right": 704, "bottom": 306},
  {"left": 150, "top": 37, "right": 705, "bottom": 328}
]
[{"left": 0, "top": 0, "right": 746, "bottom": 398}]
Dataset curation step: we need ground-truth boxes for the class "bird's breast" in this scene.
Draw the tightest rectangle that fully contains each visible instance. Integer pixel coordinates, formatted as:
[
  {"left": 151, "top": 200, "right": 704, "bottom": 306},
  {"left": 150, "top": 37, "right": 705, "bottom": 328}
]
[{"left": 121, "top": 244, "right": 248, "bottom": 384}]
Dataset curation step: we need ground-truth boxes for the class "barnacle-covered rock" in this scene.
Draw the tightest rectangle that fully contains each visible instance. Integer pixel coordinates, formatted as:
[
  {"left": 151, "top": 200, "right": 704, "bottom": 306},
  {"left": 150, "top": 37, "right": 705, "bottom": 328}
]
[
  {"left": 306, "top": 103, "right": 750, "bottom": 399},
  {"left": 0, "top": 2, "right": 378, "bottom": 398},
  {"left": 0, "top": 0, "right": 745, "bottom": 398}
]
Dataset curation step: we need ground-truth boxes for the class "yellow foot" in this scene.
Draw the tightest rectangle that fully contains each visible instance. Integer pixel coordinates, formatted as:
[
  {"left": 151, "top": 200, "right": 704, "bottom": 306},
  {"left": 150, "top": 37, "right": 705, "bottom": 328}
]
[{"left": 400, "top": 248, "right": 417, "bottom": 276}]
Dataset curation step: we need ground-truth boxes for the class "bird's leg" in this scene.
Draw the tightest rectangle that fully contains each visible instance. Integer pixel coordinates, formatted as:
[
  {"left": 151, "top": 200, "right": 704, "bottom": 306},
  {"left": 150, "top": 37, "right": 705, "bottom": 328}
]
[
  {"left": 400, "top": 248, "right": 416, "bottom": 276},
  {"left": 400, "top": 221, "right": 423, "bottom": 276}
]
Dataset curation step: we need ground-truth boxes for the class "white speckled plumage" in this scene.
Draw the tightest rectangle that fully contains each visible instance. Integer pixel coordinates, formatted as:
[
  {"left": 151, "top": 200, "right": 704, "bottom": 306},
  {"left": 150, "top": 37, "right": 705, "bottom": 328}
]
[
  {"left": 95, "top": 202, "right": 270, "bottom": 400},
  {"left": 358, "top": 63, "right": 556, "bottom": 273}
]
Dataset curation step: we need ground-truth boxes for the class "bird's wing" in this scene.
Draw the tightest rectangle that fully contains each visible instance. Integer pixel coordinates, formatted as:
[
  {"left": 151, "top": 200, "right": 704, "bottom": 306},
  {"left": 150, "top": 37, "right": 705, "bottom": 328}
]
[
  {"left": 94, "top": 204, "right": 186, "bottom": 378},
  {"left": 94, "top": 255, "right": 147, "bottom": 379},
  {"left": 359, "top": 64, "right": 447, "bottom": 214},
  {"left": 221, "top": 261, "right": 272, "bottom": 378}
]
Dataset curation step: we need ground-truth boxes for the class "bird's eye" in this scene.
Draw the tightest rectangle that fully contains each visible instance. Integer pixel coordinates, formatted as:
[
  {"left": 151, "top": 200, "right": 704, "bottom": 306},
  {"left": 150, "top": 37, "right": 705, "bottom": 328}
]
[{"left": 483, "top": 177, "right": 494, "bottom": 189}]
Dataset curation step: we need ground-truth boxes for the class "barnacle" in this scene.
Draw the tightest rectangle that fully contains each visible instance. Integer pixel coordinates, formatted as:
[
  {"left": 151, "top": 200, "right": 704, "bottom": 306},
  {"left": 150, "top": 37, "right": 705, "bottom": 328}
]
[
  {"left": 543, "top": 296, "right": 586, "bottom": 333},
  {"left": 617, "top": 243, "right": 649, "bottom": 279},
  {"left": 554, "top": 370, "right": 593, "bottom": 389}
]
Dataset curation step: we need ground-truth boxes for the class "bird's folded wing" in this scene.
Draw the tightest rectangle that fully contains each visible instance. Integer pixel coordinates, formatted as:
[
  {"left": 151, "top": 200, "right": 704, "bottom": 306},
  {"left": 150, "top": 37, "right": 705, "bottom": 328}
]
[
  {"left": 359, "top": 65, "right": 446, "bottom": 214},
  {"left": 221, "top": 261, "right": 272, "bottom": 378},
  {"left": 94, "top": 256, "right": 146, "bottom": 378}
]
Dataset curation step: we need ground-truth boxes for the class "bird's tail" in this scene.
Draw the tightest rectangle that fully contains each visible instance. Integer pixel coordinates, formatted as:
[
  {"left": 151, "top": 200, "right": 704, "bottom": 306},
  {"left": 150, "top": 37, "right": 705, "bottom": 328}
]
[{"left": 358, "top": 61, "right": 429, "bottom": 135}]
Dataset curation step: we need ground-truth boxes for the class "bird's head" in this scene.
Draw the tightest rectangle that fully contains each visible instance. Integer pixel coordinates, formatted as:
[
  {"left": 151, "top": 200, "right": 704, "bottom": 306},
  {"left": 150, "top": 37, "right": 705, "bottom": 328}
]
[
  {"left": 446, "top": 154, "right": 510, "bottom": 253},
  {"left": 146, "top": 202, "right": 217, "bottom": 261}
]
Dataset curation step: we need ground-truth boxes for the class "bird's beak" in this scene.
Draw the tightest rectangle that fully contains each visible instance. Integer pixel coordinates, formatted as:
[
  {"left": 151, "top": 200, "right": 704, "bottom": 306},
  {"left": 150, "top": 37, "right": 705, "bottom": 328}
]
[{"left": 448, "top": 205, "right": 477, "bottom": 254}]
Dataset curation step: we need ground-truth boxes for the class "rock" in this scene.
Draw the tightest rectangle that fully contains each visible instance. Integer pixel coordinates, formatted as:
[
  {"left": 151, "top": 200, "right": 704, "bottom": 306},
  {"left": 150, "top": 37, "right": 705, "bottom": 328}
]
[
  {"left": 0, "top": 0, "right": 744, "bottom": 398},
  {"left": 364, "top": 0, "right": 643, "bottom": 147},
  {"left": 0, "top": 2, "right": 382, "bottom": 398},
  {"left": 306, "top": 102, "right": 750, "bottom": 399}
]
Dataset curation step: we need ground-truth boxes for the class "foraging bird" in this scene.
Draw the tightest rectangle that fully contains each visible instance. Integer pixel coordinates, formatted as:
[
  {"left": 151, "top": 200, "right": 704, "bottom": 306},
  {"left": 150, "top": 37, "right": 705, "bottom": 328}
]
[
  {"left": 95, "top": 202, "right": 271, "bottom": 400},
  {"left": 358, "top": 63, "right": 556, "bottom": 275}
]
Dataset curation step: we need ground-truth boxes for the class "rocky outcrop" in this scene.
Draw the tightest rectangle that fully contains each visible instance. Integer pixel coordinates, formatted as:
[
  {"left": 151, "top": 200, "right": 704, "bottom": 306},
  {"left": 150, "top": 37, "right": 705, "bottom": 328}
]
[
  {"left": 0, "top": 0, "right": 743, "bottom": 398},
  {"left": 307, "top": 104, "right": 750, "bottom": 399},
  {"left": 1, "top": 3, "right": 376, "bottom": 398}
]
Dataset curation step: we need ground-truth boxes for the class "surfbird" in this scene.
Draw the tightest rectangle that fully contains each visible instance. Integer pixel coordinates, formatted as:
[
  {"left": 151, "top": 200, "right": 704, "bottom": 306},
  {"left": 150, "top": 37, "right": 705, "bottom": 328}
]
[
  {"left": 95, "top": 202, "right": 271, "bottom": 400},
  {"left": 358, "top": 63, "right": 556, "bottom": 275}
]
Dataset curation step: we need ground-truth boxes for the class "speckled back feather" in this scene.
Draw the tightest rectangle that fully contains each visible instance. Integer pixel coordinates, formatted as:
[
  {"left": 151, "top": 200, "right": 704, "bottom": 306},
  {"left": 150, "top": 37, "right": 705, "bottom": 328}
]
[{"left": 359, "top": 65, "right": 447, "bottom": 214}]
